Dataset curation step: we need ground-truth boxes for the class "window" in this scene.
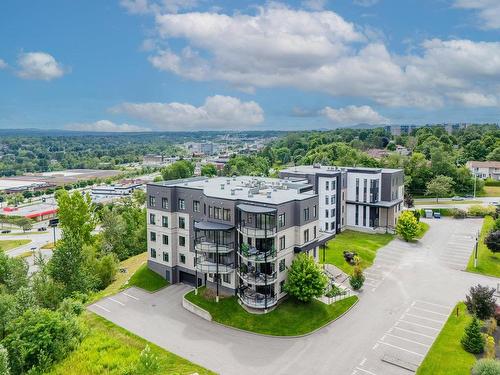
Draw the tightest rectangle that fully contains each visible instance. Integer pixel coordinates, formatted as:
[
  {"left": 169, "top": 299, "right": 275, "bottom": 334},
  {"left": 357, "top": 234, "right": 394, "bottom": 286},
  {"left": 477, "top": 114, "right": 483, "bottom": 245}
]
[
  {"left": 178, "top": 198, "right": 185, "bottom": 210},
  {"left": 179, "top": 236, "right": 186, "bottom": 247},
  {"left": 209, "top": 206, "right": 213, "bottom": 218},
  {"left": 163, "top": 252, "right": 169, "bottom": 262},
  {"left": 149, "top": 195, "right": 155, "bottom": 207},
  {"left": 325, "top": 209, "right": 329, "bottom": 218},
  {"left": 214, "top": 207, "right": 221, "bottom": 219},
  {"left": 222, "top": 274, "right": 231, "bottom": 283},
  {"left": 355, "top": 205, "right": 359, "bottom": 226},
  {"left": 331, "top": 208, "right": 335, "bottom": 217},
  {"left": 279, "top": 235, "right": 285, "bottom": 250},
  {"left": 325, "top": 181, "right": 329, "bottom": 190},
  {"left": 355, "top": 178, "right": 360, "bottom": 202},
  {"left": 303, "top": 207, "right": 310, "bottom": 221},
  {"left": 313, "top": 205, "right": 317, "bottom": 218},
  {"left": 179, "top": 254, "right": 186, "bottom": 264},
  {"left": 150, "top": 248, "right": 156, "bottom": 258},
  {"left": 280, "top": 280, "right": 285, "bottom": 293},
  {"left": 278, "top": 213, "right": 286, "bottom": 227},
  {"left": 162, "top": 216, "right": 168, "bottom": 228},
  {"left": 304, "top": 229, "right": 310, "bottom": 243},
  {"left": 363, "top": 179, "right": 367, "bottom": 202},
  {"left": 279, "top": 259, "right": 286, "bottom": 272},
  {"left": 149, "top": 213, "right": 156, "bottom": 225},
  {"left": 342, "top": 191, "right": 345, "bottom": 201},
  {"left": 325, "top": 196, "right": 329, "bottom": 205},
  {"left": 161, "top": 197, "right": 168, "bottom": 209},
  {"left": 313, "top": 226, "right": 317, "bottom": 239},
  {"left": 332, "top": 180, "right": 336, "bottom": 190},
  {"left": 331, "top": 221, "right": 335, "bottom": 229},
  {"left": 150, "top": 231, "right": 156, "bottom": 242},
  {"left": 330, "top": 195, "right": 335, "bottom": 204},
  {"left": 363, "top": 206, "right": 367, "bottom": 226},
  {"left": 179, "top": 217, "right": 185, "bottom": 229},
  {"left": 193, "top": 200, "right": 200, "bottom": 212},
  {"left": 203, "top": 203, "right": 206, "bottom": 214},
  {"left": 223, "top": 208, "right": 231, "bottom": 221},
  {"left": 325, "top": 222, "right": 329, "bottom": 231},
  {"left": 162, "top": 234, "right": 169, "bottom": 245}
]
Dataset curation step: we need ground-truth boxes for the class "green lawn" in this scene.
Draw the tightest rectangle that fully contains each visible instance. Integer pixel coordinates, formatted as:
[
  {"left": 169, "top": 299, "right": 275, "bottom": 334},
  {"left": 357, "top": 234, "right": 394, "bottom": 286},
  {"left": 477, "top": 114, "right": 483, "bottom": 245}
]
[
  {"left": 0, "top": 239, "right": 31, "bottom": 251},
  {"left": 417, "top": 303, "right": 475, "bottom": 375},
  {"left": 185, "top": 287, "right": 358, "bottom": 336},
  {"left": 46, "top": 312, "right": 214, "bottom": 375},
  {"left": 466, "top": 216, "right": 500, "bottom": 277},
  {"left": 321, "top": 230, "right": 395, "bottom": 273},
  {"left": 478, "top": 186, "right": 500, "bottom": 197},
  {"left": 122, "top": 263, "right": 168, "bottom": 292},
  {"left": 415, "top": 222, "right": 430, "bottom": 239}
]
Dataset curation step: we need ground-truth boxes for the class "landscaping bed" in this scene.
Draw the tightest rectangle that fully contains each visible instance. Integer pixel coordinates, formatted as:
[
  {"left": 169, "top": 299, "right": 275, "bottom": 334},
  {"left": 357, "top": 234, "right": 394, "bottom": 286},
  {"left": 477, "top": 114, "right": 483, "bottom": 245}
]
[
  {"left": 184, "top": 287, "right": 358, "bottom": 336},
  {"left": 0, "top": 239, "right": 31, "bottom": 251},
  {"left": 466, "top": 216, "right": 500, "bottom": 277}
]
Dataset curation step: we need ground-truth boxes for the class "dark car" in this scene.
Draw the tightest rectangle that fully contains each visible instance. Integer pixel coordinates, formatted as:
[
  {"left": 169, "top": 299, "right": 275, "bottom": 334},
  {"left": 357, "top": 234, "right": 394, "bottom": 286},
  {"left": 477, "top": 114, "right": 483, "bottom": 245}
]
[
  {"left": 1, "top": 230, "right": 11, "bottom": 234},
  {"left": 37, "top": 227, "right": 47, "bottom": 232}
]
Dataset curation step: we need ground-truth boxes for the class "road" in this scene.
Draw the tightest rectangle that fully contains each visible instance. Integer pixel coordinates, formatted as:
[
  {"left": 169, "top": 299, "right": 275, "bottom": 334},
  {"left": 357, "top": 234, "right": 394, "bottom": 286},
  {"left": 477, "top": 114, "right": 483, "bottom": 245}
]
[
  {"left": 88, "top": 218, "right": 499, "bottom": 375},
  {"left": 414, "top": 196, "right": 499, "bottom": 210}
]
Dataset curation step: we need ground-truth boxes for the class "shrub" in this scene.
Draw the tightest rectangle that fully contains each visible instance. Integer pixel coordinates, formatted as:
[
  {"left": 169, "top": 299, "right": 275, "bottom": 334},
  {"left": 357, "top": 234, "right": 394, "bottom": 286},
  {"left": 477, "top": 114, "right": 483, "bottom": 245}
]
[
  {"left": 136, "top": 345, "right": 160, "bottom": 374},
  {"left": 469, "top": 205, "right": 497, "bottom": 217},
  {"left": 466, "top": 284, "right": 497, "bottom": 320},
  {"left": 452, "top": 208, "right": 467, "bottom": 219},
  {"left": 485, "top": 231, "right": 500, "bottom": 253},
  {"left": 396, "top": 211, "right": 420, "bottom": 241},
  {"left": 472, "top": 359, "right": 500, "bottom": 375},
  {"left": 486, "top": 317, "right": 498, "bottom": 336},
  {"left": 349, "top": 264, "right": 365, "bottom": 290},
  {"left": 462, "top": 317, "right": 485, "bottom": 354},
  {"left": 0, "top": 344, "right": 9, "bottom": 375},
  {"left": 494, "top": 218, "right": 500, "bottom": 231},
  {"left": 485, "top": 335, "right": 496, "bottom": 359},
  {"left": 284, "top": 253, "right": 328, "bottom": 302},
  {"left": 325, "top": 284, "right": 346, "bottom": 298}
]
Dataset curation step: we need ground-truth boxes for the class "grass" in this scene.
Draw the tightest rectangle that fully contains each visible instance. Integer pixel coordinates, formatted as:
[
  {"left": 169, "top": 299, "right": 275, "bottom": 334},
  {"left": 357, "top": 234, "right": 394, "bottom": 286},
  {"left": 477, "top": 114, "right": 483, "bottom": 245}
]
[
  {"left": 415, "top": 221, "right": 430, "bottom": 239},
  {"left": 41, "top": 241, "right": 57, "bottom": 249},
  {"left": 417, "top": 303, "right": 475, "bottom": 375},
  {"left": 466, "top": 216, "right": 500, "bottom": 277},
  {"left": 478, "top": 186, "right": 500, "bottom": 197},
  {"left": 321, "top": 230, "right": 395, "bottom": 273},
  {"left": 122, "top": 263, "right": 168, "bottom": 292},
  {"left": 415, "top": 199, "right": 480, "bottom": 205},
  {"left": 0, "top": 239, "right": 31, "bottom": 252},
  {"left": 16, "top": 250, "right": 35, "bottom": 258},
  {"left": 46, "top": 312, "right": 214, "bottom": 375},
  {"left": 185, "top": 287, "right": 358, "bottom": 336}
]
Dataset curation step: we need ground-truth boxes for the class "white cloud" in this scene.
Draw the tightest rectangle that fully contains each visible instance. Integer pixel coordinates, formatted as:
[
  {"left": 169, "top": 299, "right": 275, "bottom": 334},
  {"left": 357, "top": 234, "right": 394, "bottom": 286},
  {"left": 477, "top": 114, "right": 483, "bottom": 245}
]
[
  {"left": 66, "top": 120, "right": 150, "bottom": 132},
  {"left": 454, "top": 0, "right": 500, "bottom": 29},
  {"left": 120, "top": 0, "right": 198, "bottom": 14},
  {"left": 17, "top": 52, "right": 66, "bottom": 81},
  {"left": 320, "top": 105, "right": 388, "bottom": 126},
  {"left": 447, "top": 92, "right": 498, "bottom": 107},
  {"left": 302, "top": 0, "right": 327, "bottom": 11},
  {"left": 110, "top": 95, "right": 264, "bottom": 130},
  {"left": 0, "top": 59, "right": 7, "bottom": 69},
  {"left": 353, "top": 0, "right": 379, "bottom": 6}
]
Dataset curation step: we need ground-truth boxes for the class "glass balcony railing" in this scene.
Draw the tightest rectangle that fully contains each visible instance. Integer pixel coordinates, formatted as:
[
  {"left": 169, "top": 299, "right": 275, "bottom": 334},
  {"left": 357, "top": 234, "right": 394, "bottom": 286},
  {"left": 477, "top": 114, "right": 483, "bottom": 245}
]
[
  {"left": 194, "top": 241, "right": 234, "bottom": 254},
  {"left": 195, "top": 255, "right": 234, "bottom": 274},
  {"left": 237, "top": 220, "right": 277, "bottom": 238},
  {"left": 237, "top": 269, "right": 277, "bottom": 285},
  {"left": 238, "top": 289, "right": 277, "bottom": 309},
  {"left": 238, "top": 246, "right": 277, "bottom": 262}
]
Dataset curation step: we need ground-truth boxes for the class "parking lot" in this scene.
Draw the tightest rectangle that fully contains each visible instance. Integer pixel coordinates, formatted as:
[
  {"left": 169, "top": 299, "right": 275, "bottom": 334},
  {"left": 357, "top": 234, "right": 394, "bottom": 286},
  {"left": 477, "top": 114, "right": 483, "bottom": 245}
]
[{"left": 438, "top": 231, "right": 477, "bottom": 270}]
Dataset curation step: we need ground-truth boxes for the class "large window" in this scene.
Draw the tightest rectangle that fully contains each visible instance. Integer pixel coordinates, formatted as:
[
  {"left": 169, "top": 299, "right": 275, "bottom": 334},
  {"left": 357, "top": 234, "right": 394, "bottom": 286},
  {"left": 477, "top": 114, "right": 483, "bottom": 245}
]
[
  {"left": 325, "top": 196, "right": 329, "bottom": 205},
  {"left": 179, "top": 217, "right": 185, "bottom": 229},
  {"left": 179, "top": 254, "right": 186, "bottom": 264},
  {"left": 279, "top": 235, "right": 285, "bottom": 250},
  {"left": 355, "top": 205, "right": 359, "bottom": 226},
  {"left": 163, "top": 252, "right": 169, "bottom": 262},
  {"left": 162, "top": 216, "right": 168, "bottom": 228},
  {"left": 223, "top": 208, "right": 231, "bottom": 221},
  {"left": 279, "top": 258, "right": 286, "bottom": 272},
  {"left": 363, "top": 206, "right": 367, "bottom": 226},
  {"left": 313, "top": 205, "right": 317, "bottom": 218},
  {"left": 193, "top": 200, "right": 200, "bottom": 212},
  {"left": 214, "top": 207, "right": 221, "bottom": 219},
  {"left": 150, "top": 248, "right": 156, "bottom": 258},
  {"left": 150, "top": 231, "right": 156, "bottom": 242},
  {"left": 363, "top": 179, "right": 367, "bottom": 202},
  {"left": 325, "top": 181, "right": 329, "bottom": 191},
  {"left": 178, "top": 199, "right": 185, "bottom": 210},
  {"left": 355, "top": 178, "right": 360, "bottom": 202},
  {"left": 330, "top": 195, "right": 335, "bottom": 204},
  {"left": 304, "top": 229, "right": 310, "bottom": 243},
  {"left": 148, "top": 195, "right": 155, "bottom": 207},
  {"left": 303, "top": 207, "right": 310, "bottom": 221},
  {"left": 179, "top": 236, "right": 186, "bottom": 247},
  {"left": 149, "top": 213, "right": 156, "bottom": 225},
  {"left": 222, "top": 274, "right": 231, "bottom": 283},
  {"left": 278, "top": 213, "right": 286, "bottom": 227},
  {"left": 313, "top": 226, "right": 317, "bottom": 239},
  {"left": 325, "top": 209, "right": 329, "bottom": 218},
  {"left": 162, "top": 234, "right": 169, "bottom": 245},
  {"left": 161, "top": 197, "right": 168, "bottom": 209}
]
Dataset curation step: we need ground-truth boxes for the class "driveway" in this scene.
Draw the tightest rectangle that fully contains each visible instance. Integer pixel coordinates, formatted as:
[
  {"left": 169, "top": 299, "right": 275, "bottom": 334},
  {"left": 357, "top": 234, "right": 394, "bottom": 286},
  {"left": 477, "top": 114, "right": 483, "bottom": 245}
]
[{"left": 88, "top": 218, "right": 498, "bottom": 375}]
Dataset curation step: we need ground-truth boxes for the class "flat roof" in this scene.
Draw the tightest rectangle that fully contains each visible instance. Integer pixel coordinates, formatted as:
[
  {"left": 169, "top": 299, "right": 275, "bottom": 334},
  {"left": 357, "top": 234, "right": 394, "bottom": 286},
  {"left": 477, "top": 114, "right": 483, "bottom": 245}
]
[
  {"left": 150, "top": 176, "right": 316, "bottom": 205},
  {"left": 280, "top": 165, "right": 402, "bottom": 174},
  {"left": 0, "top": 179, "right": 48, "bottom": 191}
]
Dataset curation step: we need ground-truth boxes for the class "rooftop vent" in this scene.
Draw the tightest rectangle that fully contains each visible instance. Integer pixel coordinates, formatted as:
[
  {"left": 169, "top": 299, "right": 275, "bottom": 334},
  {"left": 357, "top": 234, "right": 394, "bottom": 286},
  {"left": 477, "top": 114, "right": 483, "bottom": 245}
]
[
  {"left": 266, "top": 191, "right": 272, "bottom": 199},
  {"left": 248, "top": 192, "right": 253, "bottom": 198},
  {"left": 313, "top": 163, "right": 321, "bottom": 169},
  {"left": 226, "top": 179, "right": 230, "bottom": 185},
  {"left": 220, "top": 184, "right": 225, "bottom": 190},
  {"left": 231, "top": 189, "right": 235, "bottom": 196}
]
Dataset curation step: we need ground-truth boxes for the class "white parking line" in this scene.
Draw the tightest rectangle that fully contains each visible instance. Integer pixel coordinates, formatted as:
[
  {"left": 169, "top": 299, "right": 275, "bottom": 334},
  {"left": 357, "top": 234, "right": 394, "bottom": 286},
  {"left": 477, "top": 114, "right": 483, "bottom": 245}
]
[
  {"left": 359, "top": 358, "right": 367, "bottom": 366},
  {"left": 94, "top": 304, "right": 111, "bottom": 313},
  {"left": 108, "top": 297, "right": 125, "bottom": 306},
  {"left": 397, "top": 320, "right": 440, "bottom": 331},
  {"left": 355, "top": 367, "right": 378, "bottom": 375},
  {"left": 411, "top": 306, "right": 448, "bottom": 317},
  {"left": 383, "top": 333, "right": 430, "bottom": 347},
  {"left": 415, "top": 300, "right": 451, "bottom": 310},
  {"left": 391, "top": 326, "right": 435, "bottom": 339},
  {"left": 405, "top": 313, "right": 445, "bottom": 324},
  {"left": 440, "top": 260, "right": 466, "bottom": 267},
  {"left": 377, "top": 341, "right": 425, "bottom": 357},
  {"left": 123, "top": 292, "right": 139, "bottom": 300}
]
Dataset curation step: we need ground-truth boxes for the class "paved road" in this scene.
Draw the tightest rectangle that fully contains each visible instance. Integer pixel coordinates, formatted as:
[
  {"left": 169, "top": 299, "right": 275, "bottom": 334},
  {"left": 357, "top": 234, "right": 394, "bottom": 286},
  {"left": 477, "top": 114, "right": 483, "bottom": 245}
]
[
  {"left": 89, "top": 218, "right": 498, "bottom": 375},
  {"left": 414, "top": 196, "right": 499, "bottom": 210}
]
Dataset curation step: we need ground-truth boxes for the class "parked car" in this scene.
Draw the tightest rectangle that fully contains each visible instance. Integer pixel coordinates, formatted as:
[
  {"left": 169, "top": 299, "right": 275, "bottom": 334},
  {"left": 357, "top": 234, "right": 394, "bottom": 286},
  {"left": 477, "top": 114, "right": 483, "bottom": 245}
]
[
  {"left": 37, "top": 227, "right": 47, "bottom": 232},
  {"left": 452, "top": 196, "right": 465, "bottom": 201},
  {"left": 433, "top": 212, "right": 441, "bottom": 219},
  {"left": 465, "top": 195, "right": 473, "bottom": 199},
  {"left": 1, "top": 230, "right": 11, "bottom": 234}
]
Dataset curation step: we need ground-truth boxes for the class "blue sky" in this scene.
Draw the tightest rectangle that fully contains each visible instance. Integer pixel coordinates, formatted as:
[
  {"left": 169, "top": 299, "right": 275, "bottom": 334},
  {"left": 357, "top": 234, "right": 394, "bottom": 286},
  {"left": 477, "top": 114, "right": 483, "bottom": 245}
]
[{"left": 0, "top": 0, "right": 499, "bottom": 131}]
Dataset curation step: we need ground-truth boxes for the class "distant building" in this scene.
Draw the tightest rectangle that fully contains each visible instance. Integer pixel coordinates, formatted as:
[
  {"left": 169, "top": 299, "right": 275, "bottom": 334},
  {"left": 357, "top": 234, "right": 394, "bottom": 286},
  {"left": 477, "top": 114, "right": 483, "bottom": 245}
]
[
  {"left": 91, "top": 183, "right": 143, "bottom": 197},
  {"left": 466, "top": 161, "right": 500, "bottom": 180},
  {"left": 366, "top": 149, "right": 389, "bottom": 159},
  {"left": 395, "top": 145, "right": 410, "bottom": 156},
  {"left": 386, "top": 125, "right": 418, "bottom": 136},
  {"left": 143, "top": 154, "right": 178, "bottom": 166},
  {"left": 444, "top": 123, "right": 467, "bottom": 134}
]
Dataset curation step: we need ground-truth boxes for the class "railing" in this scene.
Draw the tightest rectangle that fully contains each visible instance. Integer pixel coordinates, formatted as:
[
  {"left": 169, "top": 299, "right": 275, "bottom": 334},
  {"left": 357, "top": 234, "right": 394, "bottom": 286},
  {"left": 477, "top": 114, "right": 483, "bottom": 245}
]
[
  {"left": 238, "top": 290, "right": 277, "bottom": 309},
  {"left": 237, "top": 270, "right": 277, "bottom": 285},
  {"left": 195, "top": 255, "right": 234, "bottom": 274},
  {"left": 238, "top": 221, "right": 277, "bottom": 238},
  {"left": 238, "top": 247, "right": 277, "bottom": 262},
  {"left": 194, "top": 241, "right": 234, "bottom": 254}
]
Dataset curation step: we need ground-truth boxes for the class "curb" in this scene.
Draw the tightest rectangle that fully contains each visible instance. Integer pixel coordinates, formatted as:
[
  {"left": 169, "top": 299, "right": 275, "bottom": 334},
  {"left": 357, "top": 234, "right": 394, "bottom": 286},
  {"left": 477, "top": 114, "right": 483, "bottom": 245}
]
[{"left": 182, "top": 290, "right": 359, "bottom": 339}]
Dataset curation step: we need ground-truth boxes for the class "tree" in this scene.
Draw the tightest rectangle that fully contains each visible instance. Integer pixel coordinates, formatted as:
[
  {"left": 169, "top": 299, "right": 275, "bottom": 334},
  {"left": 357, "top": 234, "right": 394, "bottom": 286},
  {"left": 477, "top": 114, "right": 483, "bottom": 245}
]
[
  {"left": 201, "top": 163, "right": 218, "bottom": 177},
  {"left": 161, "top": 160, "right": 194, "bottom": 180},
  {"left": 461, "top": 317, "right": 485, "bottom": 354},
  {"left": 396, "top": 211, "right": 420, "bottom": 242},
  {"left": 485, "top": 231, "right": 500, "bottom": 253},
  {"left": 426, "top": 175, "right": 454, "bottom": 203},
  {"left": 404, "top": 192, "right": 414, "bottom": 208},
  {"left": 0, "top": 344, "right": 9, "bottom": 375},
  {"left": 472, "top": 359, "right": 500, "bottom": 375},
  {"left": 465, "top": 284, "right": 497, "bottom": 320},
  {"left": 132, "top": 189, "right": 146, "bottom": 205},
  {"left": 349, "top": 263, "right": 365, "bottom": 290},
  {"left": 284, "top": 253, "right": 328, "bottom": 302}
]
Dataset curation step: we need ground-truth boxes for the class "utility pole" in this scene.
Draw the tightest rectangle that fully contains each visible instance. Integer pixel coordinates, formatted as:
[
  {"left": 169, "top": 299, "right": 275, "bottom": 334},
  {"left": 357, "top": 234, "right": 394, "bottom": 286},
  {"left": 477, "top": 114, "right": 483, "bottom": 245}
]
[
  {"left": 474, "top": 230, "right": 479, "bottom": 268},
  {"left": 473, "top": 172, "right": 477, "bottom": 199}
]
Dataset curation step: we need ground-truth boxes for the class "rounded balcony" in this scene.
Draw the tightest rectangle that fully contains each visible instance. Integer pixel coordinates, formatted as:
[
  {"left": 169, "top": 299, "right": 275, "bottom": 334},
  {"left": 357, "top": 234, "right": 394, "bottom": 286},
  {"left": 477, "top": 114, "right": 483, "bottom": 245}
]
[
  {"left": 238, "top": 288, "right": 278, "bottom": 309},
  {"left": 237, "top": 269, "right": 277, "bottom": 285},
  {"left": 195, "top": 259, "right": 234, "bottom": 274},
  {"left": 194, "top": 241, "right": 234, "bottom": 254},
  {"left": 238, "top": 245, "right": 277, "bottom": 263},
  {"left": 237, "top": 225, "right": 277, "bottom": 238}
]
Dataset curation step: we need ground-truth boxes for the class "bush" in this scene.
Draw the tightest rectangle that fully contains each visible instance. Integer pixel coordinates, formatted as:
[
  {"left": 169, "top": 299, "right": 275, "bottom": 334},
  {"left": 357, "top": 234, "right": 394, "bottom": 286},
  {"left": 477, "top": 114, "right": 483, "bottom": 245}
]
[
  {"left": 135, "top": 345, "right": 160, "bottom": 374},
  {"left": 469, "top": 205, "right": 497, "bottom": 217},
  {"left": 485, "top": 231, "right": 500, "bottom": 253},
  {"left": 452, "top": 208, "right": 467, "bottom": 219},
  {"left": 284, "top": 253, "right": 328, "bottom": 302},
  {"left": 396, "top": 211, "right": 420, "bottom": 241},
  {"left": 325, "top": 284, "right": 346, "bottom": 298},
  {"left": 349, "top": 264, "right": 365, "bottom": 290},
  {"left": 485, "top": 334, "right": 496, "bottom": 359},
  {"left": 472, "top": 359, "right": 500, "bottom": 375},
  {"left": 466, "top": 284, "right": 497, "bottom": 320},
  {"left": 486, "top": 317, "right": 498, "bottom": 336},
  {"left": 0, "top": 344, "right": 9, "bottom": 375},
  {"left": 462, "top": 317, "right": 485, "bottom": 354}
]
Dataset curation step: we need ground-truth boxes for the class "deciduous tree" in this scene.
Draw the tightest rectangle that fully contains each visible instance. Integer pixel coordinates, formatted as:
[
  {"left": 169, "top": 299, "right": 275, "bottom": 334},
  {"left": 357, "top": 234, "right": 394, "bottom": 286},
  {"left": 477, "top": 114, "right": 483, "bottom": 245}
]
[
  {"left": 284, "top": 253, "right": 328, "bottom": 302},
  {"left": 396, "top": 211, "right": 420, "bottom": 242},
  {"left": 426, "top": 175, "right": 454, "bottom": 203}
]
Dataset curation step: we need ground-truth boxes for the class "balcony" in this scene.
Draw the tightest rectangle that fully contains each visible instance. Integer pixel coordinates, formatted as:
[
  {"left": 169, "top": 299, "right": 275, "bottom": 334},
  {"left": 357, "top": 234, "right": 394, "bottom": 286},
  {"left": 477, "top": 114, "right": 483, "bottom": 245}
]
[
  {"left": 239, "top": 246, "right": 277, "bottom": 262},
  {"left": 194, "top": 241, "right": 234, "bottom": 254},
  {"left": 237, "top": 224, "right": 277, "bottom": 238},
  {"left": 195, "top": 254, "right": 234, "bottom": 274},
  {"left": 238, "top": 288, "right": 278, "bottom": 309},
  {"left": 237, "top": 269, "right": 277, "bottom": 285}
]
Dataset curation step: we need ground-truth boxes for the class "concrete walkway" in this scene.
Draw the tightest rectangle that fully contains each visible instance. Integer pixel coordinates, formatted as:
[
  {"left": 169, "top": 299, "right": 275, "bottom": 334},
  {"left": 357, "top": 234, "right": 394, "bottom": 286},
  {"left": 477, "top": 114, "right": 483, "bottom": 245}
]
[{"left": 89, "top": 218, "right": 497, "bottom": 375}]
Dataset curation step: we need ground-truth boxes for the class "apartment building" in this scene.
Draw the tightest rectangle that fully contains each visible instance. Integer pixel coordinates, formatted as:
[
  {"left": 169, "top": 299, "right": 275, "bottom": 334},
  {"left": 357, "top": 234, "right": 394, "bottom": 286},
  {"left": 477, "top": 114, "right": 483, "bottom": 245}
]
[
  {"left": 466, "top": 161, "right": 500, "bottom": 181},
  {"left": 280, "top": 165, "right": 404, "bottom": 233},
  {"left": 146, "top": 176, "right": 331, "bottom": 312}
]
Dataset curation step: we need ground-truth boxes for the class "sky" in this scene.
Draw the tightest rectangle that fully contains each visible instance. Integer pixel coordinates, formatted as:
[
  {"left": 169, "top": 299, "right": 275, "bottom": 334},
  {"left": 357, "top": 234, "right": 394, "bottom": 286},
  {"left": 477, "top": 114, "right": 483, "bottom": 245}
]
[{"left": 1, "top": 0, "right": 500, "bottom": 132}]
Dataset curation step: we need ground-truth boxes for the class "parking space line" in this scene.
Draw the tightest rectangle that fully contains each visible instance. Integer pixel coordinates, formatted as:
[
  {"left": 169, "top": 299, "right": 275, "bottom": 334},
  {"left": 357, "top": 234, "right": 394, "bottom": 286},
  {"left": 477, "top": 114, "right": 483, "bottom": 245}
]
[
  {"left": 391, "top": 326, "right": 435, "bottom": 339},
  {"left": 377, "top": 341, "right": 425, "bottom": 357},
  {"left": 355, "top": 367, "right": 378, "bottom": 375},
  {"left": 123, "top": 292, "right": 139, "bottom": 300},
  {"left": 405, "top": 313, "right": 445, "bottom": 324},
  {"left": 411, "top": 306, "right": 448, "bottom": 317},
  {"left": 108, "top": 297, "right": 125, "bottom": 306},
  {"left": 440, "top": 260, "right": 466, "bottom": 267},
  {"left": 383, "top": 333, "right": 430, "bottom": 347},
  {"left": 414, "top": 300, "right": 451, "bottom": 310},
  {"left": 94, "top": 304, "right": 111, "bottom": 313},
  {"left": 397, "top": 320, "right": 440, "bottom": 331}
]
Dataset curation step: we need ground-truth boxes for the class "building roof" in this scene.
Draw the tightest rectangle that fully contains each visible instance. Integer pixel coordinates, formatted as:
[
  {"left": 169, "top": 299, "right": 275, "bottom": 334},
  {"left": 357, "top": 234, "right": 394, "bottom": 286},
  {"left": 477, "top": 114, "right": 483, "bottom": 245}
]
[
  {"left": 194, "top": 221, "right": 234, "bottom": 231},
  {"left": 467, "top": 161, "right": 500, "bottom": 168},
  {"left": 237, "top": 204, "right": 276, "bottom": 214},
  {"left": 280, "top": 165, "right": 402, "bottom": 175}
]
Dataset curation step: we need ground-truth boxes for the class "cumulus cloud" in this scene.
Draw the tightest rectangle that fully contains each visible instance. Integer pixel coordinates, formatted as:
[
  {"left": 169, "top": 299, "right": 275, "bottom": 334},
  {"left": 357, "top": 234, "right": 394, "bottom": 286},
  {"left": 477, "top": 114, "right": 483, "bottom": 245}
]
[
  {"left": 0, "top": 59, "right": 7, "bottom": 69},
  {"left": 140, "top": 3, "right": 500, "bottom": 109},
  {"left": 320, "top": 105, "right": 388, "bottom": 126},
  {"left": 110, "top": 95, "right": 264, "bottom": 130},
  {"left": 66, "top": 120, "right": 150, "bottom": 132},
  {"left": 17, "top": 52, "right": 66, "bottom": 81},
  {"left": 454, "top": 0, "right": 500, "bottom": 29}
]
